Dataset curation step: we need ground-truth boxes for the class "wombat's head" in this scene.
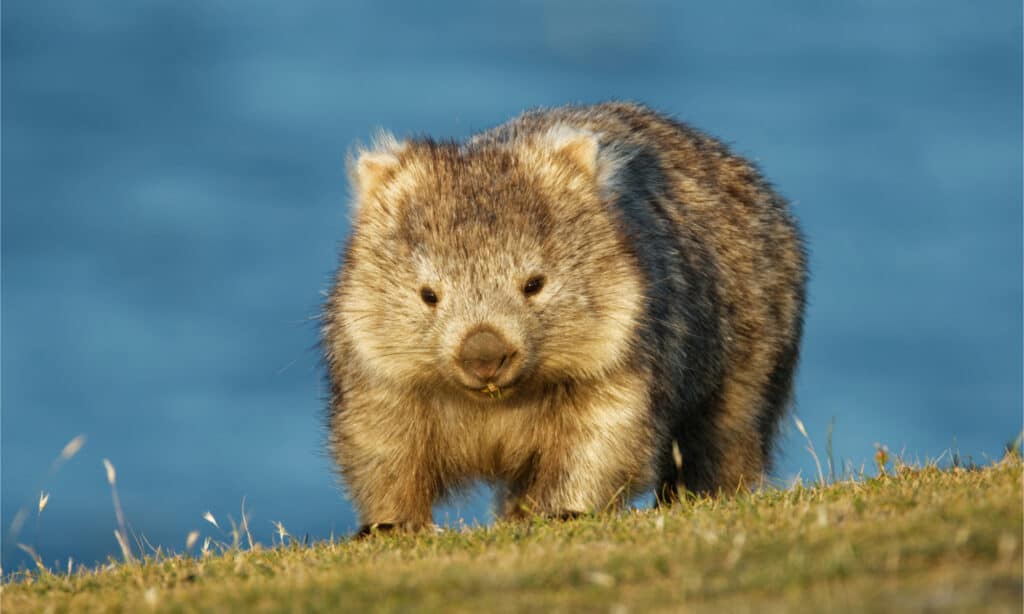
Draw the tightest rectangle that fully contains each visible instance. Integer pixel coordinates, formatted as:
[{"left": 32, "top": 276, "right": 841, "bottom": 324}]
[{"left": 329, "top": 127, "right": 644, "bottom": 401}]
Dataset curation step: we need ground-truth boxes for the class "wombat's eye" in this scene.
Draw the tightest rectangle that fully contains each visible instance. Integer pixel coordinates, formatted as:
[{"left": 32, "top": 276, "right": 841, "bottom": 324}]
[
  {"left": 420, "top": 287, "right": 439, "bottom": 306},
  {"left": 523, "top": 276, "right": 545, "bottom": 297}
]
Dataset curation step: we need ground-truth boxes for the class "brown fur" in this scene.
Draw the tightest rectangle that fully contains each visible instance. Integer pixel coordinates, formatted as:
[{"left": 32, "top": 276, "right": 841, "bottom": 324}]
[{"left": 322, "top": 103, "right": 806, "bottom": 531}]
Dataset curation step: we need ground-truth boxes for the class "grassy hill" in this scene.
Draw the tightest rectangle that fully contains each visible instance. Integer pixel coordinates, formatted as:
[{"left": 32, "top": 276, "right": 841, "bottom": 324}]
[{"left": 3, "top": 455, "right": 1021, "bottom": 613}]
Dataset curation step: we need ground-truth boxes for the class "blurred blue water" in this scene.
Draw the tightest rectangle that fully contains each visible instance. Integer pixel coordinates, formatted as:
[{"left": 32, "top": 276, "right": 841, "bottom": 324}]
[{"left": 3, "top": 1, "right": 1021, "bottom": 570}]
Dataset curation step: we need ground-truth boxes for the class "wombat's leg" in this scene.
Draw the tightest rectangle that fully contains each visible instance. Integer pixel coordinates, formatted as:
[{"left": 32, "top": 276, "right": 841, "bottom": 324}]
[
  {"left": 346, "top": 464, "right": 436, "bottom": 536},
  {"left": 333, "top": 393, "right": 443, "bottom": 536},
  {"left": 500, "top": 455, "right": 642, "bottom": 520},
  {"left": 340, "top": 445, "right": 437, "bottom": 536},
  {"left": 709, "top": 377, "right": 768, "bottom": 493},
  {"left": 709, "top": 297, "right": 802, "bottom": 494},
  {"left": 500, "top": 381, "right": 654, "bottom": 519}
]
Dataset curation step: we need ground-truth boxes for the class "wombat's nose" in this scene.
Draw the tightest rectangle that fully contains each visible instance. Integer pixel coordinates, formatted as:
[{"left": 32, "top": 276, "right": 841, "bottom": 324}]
[{"left": 458, "top": 329, "right": 513, "bottom": 382}]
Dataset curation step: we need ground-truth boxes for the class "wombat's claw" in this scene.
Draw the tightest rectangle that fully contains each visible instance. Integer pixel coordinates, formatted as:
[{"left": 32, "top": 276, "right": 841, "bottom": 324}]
[
  {"left": 354, "top": 522, "right": 397, "bottom": 539},
  {"left": 353, "top": 522, "right": 443, "bottom": 540}
]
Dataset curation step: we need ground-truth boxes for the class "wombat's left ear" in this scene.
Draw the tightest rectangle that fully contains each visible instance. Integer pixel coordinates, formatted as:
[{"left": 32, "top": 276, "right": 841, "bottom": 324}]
[{"left": 347, "top": 131, "right": 406, "bottom": 210}]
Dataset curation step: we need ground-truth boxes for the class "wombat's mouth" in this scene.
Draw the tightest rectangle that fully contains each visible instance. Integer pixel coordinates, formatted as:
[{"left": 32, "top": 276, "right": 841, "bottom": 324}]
[
  {"left": 457, "top": 379, "right": 520, "bottom": 401},
  {"left": 479, "top": 382, "right": 507, "bottom": 400}
]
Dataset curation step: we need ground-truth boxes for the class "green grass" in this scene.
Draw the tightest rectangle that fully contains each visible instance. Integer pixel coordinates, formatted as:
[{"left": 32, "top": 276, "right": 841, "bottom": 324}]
[{"left": 4, "top": 456, "right": 1022, "bottom": 613}]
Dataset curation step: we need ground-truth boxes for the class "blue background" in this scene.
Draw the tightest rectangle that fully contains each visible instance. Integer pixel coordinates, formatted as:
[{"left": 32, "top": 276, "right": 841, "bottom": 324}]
[{"left": 3, "top": 1, "right": 1021, "bottom": 571}]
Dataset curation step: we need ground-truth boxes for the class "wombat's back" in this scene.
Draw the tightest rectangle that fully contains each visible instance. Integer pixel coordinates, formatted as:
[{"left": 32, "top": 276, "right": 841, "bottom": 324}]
[{"left": 474, "top": 103, "right": 808, "bottom": 495}]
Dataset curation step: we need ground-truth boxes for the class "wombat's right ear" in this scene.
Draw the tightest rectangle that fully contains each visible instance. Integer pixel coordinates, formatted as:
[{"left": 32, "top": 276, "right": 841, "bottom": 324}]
[{"left": 347, "top": 131, "right": 405, "bottom": 210}]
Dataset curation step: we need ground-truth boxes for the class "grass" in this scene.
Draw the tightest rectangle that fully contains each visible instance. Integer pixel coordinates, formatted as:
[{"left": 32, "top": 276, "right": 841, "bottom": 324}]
[{"left": 3, "top": 453, "right": 1021, "bottom": 613}]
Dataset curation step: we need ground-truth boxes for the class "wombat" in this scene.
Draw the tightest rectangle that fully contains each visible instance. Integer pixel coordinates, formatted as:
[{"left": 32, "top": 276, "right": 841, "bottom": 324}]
[{"left": 322, "top": 102, "right": 807, "bottom": 534}]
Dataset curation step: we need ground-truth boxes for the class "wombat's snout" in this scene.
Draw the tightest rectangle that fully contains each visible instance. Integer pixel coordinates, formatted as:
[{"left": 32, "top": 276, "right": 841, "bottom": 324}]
[{"left": 457, "top": 327, "right": 518, "bottom": 385}]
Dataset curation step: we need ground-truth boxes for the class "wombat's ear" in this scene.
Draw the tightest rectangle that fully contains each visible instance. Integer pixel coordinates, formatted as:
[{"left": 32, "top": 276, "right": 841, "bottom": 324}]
[
  {"left": 543, "top": 125, "right": 626, "bottom": 193},
  {"left": 347, "top": 131, "right": 406, "bottom": 209},
  {"left": 545, "top": 125, "right": 600, "bottom": 176}
]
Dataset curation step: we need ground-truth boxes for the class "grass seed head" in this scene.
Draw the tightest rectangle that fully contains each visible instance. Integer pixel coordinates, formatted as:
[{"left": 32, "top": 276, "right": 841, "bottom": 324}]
[
  {"left": 9, "top": 508, "right": 28, "bottom": 536},
  {"left": 113, "top": 529, "right": 134, "bottom": 563},
  {"left": 672, "top": 440, "right": 683, "bottom": 472},
  {"left": 186, "top": 530, "right": 200, "bottom": 551},
  {"left": 794, "top": 416, "right": 809, "bottom": 439},
  {"left": 102, "top": 459, "right": 117, "bottom": 486},
  {"left": 875, "top": 443, "right": 890, "bottom": 475},
  {"left": 16, "top": 544, "right": 44, "bottom": 571},
  {"left": 60, "top": 435, "right": 87, "bottom": 461}
]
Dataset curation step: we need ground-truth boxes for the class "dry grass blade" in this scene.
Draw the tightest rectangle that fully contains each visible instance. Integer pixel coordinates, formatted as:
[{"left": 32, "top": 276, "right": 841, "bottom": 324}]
[
  {"left": 793, "top": 416, "right": 825, "bottom": 485},
  {"left": 241, "top": 497, "right": 255, "bottom": 550},
  {"left": 875, "top": 443, "right": 890, "bottom": 475},
  {"left": 101, "top": 458, "right": 131, "bottom": 562},
  {"left": 1, "top": 456, "right": 1021, "bottom": 613},
  {"left": 203, "top": 511, "right": 220, "bottom": 529},
  {"left": 48, "top": 434, "right": 88, "bottom": 475},
  {"left": 38, "top": 492, "right": 50, "bottom": 515},
  {"left": 103, "top": 460, "right": 126, "bottom": 529},
  {"left": 228, "top": 516, "right": 241, "bottom": 549},
  {"left": 113, "top": 530, "right": 135, "bottom": 564},
  {"left": 671, "top": 440, "right": 684, "bottom": 499},
  {"left": 793, "top": 416, "right": 808, "bottom": 439},
  {"left": 11, "top": 434, "right": 87, "bottom": 541},
  {"left": 272, "top": 521, "right": 290, "bottom": 545},
  {"left": 59, "top": 435, "right": 87, "bottom": 462},
  {"left": 102, "top": 459, "right": 117, "bottom": 486},
  {"left": 9, "top": 508, "right": 29, "bottom": 537},
  {"left": 186, "top": 530, "right": 200, "bottom": 551},
  {"left": 16, "top": 544, "right": 45, "bottom": 571}
]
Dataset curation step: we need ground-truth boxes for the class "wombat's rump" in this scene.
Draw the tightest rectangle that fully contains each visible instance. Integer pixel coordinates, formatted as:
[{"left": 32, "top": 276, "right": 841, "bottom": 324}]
[{"left": 322, "top": 102, "right": 806, "bottom": 532}]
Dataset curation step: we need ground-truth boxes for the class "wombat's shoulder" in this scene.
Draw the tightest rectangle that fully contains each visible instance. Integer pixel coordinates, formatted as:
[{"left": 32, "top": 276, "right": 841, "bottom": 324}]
[{"left": 468, "top": 102, "right": 713, "bottom": 153}]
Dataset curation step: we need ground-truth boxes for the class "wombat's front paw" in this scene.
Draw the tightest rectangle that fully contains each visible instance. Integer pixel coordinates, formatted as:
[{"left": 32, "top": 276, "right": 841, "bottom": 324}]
[
  {"left": 354, "top": 523, "right": 398, "bottom": 539},
  {"left": 505, "top": 503, "right": 588, "bottom": 522},
  {"left": 353, "top": 522, "right": 441, "bottom": 539}
]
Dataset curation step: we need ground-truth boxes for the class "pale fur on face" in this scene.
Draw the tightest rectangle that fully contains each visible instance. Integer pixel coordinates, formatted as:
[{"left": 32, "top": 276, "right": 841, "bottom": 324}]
[{"left": 334, "top": 126, "right": 645, "bottom": 401}]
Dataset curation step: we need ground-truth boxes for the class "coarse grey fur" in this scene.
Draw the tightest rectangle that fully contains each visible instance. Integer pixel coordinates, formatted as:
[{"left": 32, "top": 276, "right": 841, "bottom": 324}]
[{"left": 322, "top": 102, "right": 807, "bottom": 533}]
